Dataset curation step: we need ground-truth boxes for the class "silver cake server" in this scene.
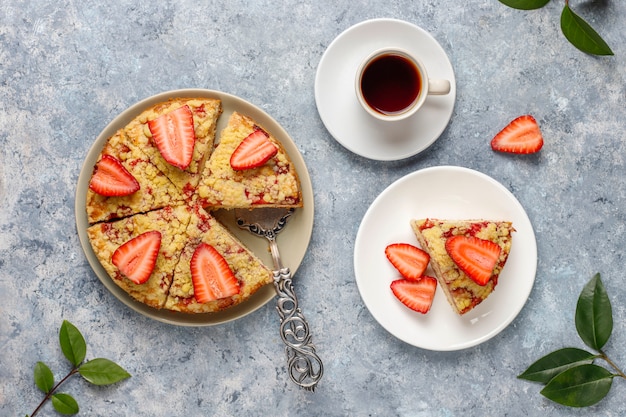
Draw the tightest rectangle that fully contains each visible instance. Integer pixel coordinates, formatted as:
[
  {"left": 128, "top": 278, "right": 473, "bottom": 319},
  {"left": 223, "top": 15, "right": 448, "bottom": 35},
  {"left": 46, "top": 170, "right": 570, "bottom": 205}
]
[{"left": 234, "top": 207, "right": 323, "bottom": 391}]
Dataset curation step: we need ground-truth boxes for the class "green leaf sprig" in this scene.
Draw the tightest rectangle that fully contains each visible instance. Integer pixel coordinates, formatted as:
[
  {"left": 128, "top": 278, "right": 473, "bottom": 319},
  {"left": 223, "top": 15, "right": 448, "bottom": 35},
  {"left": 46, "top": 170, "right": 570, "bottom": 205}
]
[
  {"left": 498, "top": 0, "right": 614, "bottom": 56},
  {"left": 28, "top": 320, "right": 131, "bottom": 416},
  {"left": 519, "top": 274, "right": 626, "bottom": 407}
]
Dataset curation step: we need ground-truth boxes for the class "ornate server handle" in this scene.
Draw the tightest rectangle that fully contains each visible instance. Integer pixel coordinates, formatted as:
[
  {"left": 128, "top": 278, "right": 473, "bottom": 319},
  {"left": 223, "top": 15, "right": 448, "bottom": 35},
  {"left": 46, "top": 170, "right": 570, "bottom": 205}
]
[
  {"left": 235, "top": 208, "right": 322, "bottom": 390},
  {"left": 274, "top": 266, "right": 323, "bottom": 391}
]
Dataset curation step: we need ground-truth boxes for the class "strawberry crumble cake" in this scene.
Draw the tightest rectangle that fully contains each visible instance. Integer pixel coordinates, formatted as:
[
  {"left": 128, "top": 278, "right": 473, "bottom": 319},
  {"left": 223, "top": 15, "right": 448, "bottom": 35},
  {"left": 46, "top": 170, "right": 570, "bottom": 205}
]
[
  {"left": 411, "top": 219, "right": 514, "bottom": 315},
  {"left": 164, "top": 205, "right": 272, "bottom": 313},
  {"left": 196, "top": 112, "right": 302, "bottom": 209},
  {"left": 86, "top": 206, "right": 191, "bottom": 309},
  {"left": 86, "top": 130, "right": 184, "bottom": 224},
  {"left": 85, "top": 97, "right": 302, "bottom": 314},
  {"left": 124, "top": 97, "right": 222, "bottom": 199}
]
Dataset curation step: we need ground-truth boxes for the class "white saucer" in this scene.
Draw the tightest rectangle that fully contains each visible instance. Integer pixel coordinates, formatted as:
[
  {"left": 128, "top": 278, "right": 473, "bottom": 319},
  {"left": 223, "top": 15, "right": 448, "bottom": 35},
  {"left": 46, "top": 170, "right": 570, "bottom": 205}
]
[
  {"left": 315, "top": 19, "right": 456, "bottom": 161},
  {"left": 354, "top": 166, "right": 537, "bottom": 350}
]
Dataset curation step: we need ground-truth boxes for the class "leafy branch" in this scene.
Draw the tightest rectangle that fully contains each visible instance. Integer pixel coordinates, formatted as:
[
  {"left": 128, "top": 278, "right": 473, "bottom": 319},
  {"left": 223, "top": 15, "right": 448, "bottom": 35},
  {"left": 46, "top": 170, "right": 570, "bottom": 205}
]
[
  {"left": 28, "top": 320, "right": 131, "bottom": 416},
  {"left": 519, "top": 273, "right": 625, "bottom": 407},
  {"left": 499, "top": 0, "right": 614, "bottom": 56}
]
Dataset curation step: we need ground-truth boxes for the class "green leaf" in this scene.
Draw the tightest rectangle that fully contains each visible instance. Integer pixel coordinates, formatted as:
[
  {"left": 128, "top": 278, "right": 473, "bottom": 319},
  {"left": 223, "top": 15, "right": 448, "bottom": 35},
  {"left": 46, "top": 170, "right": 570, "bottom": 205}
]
[
  {"left": 59, "top": 320, "right": 87, "bottom": 367},
  {"left": 575, "top": 273, "right": 612, "bottom": 350},
  {"left": 79, "top": 358, "right": 131, "bottom": 386},
  {"left": 498, "top": 0, "right": 550, "bottom": 10},
  {"left": 51, "top": 393, "right": 79, "bottom": 415},
  {"left": 540, "top": 364, "right": 614, "bottom": 407},
  {"left": 561, "top": 5, "right": 614, "bottom": 56},
  {"left": 518, "top": 348, "right": 597, "bottom": 383},
  {"left": 33, "top": 361, "right": 55, "bottom": 394}
]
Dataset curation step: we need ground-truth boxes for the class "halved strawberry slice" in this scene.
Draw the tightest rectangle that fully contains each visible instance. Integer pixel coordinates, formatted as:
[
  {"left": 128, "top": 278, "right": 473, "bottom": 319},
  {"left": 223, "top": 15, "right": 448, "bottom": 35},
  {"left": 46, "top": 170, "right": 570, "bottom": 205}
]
[
  {"left": 190, "top": 243, "right": 240, "bottom": 303},
  {"left": 385, "top": 243, "right": 430, "bottom": 281},
  {"left": 88, "top": 154, "right": 140, "bottom": 196},
  {"left": 230, "top": 128, "right": 278, "bottom": 171},
  {"left": 445, "top": 235, "right": 501, "bottom": 286},
  {"left": 112, "top": 230, "right": 161, "bottom": 284},
  {"left": 148, "top": 105, "right": 196, "bottom": 170},
  {"left": 390, "top": 276, "right": 437, "bottom": 314},
  {"left": 491, "top": 115, "right": 543, "bottom": 154}
]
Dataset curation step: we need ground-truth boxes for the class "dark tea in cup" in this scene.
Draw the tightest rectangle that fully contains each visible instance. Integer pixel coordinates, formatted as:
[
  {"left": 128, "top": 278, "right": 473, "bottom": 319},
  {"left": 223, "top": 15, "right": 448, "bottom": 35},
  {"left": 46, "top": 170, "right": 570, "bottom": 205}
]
[
  {"left": 355, "top": 47, "right": 450, "bottom": 122},
  {"left": 360, "top": 53, "right": 421, "bottom": 115}
]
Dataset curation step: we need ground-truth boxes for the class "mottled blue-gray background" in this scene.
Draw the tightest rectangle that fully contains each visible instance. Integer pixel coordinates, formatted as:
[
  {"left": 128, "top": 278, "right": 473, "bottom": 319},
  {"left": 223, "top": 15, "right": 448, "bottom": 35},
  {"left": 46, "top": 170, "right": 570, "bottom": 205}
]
[{"left": 2, "top": 1, "right": 626, "bottom": 416}]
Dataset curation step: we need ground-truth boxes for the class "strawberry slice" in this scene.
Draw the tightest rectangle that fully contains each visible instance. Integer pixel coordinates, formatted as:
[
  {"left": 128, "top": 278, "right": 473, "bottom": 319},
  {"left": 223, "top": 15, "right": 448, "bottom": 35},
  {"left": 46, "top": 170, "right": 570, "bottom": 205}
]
[
  {"left": 148, "top": 105, "right": 196, "bottom": 169},
  {"left": 445, "top": 235, "right": 501, "bottom": 286},
  {"left": 390, "top": 276, "right": 437, "bottom": 314},
  {"left": 112, "top": 231, "right": 161, "bottom": 284},
  {"left": 491, "top": 114, "right": 543, "bottom": 154},
  {"left": 88, "top": 154, "right": 140, "bottom": 196},
  {"left": 190, "top": 243, "right": 240, "bottom": 303},
  {"left": 230, "top": 129, "right": 278, "bottom": 171},
  {"left": 385, "top": 243, "right": 430, "bottom": 281}
]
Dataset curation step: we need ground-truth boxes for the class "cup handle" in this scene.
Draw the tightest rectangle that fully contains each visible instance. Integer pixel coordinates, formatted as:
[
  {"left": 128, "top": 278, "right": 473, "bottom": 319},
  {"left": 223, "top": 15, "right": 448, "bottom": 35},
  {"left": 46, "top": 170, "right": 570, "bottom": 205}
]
[{"left": 428, "top": 79, "right": 451, "bottom": 95}]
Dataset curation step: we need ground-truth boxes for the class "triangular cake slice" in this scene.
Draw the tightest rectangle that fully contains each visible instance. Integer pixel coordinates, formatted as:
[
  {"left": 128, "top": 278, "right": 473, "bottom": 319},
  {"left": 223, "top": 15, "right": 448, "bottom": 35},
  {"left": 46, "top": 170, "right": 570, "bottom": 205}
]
[
  {"left": 410, "top": 218, "right": 515, "bottom": 315},
  {"left": 165, "top": 204, "right": 273, "bottom": 313},
  {"left": 124, "top": 97, "right": 222, "bottom": 199},
  {"left": 196, "top": 112, "right": 302, "bottom": 209},
  {"left": 86, "top": 129, "right": 185, "bottom": 224},
  {"left": 86, "top": 205, "right": 191, "bottom": 309}
]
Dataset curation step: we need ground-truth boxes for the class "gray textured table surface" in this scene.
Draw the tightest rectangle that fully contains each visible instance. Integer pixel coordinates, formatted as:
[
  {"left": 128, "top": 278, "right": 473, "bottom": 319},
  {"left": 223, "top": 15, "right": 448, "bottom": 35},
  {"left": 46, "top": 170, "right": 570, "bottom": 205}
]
[{"left": 2, "top": 1, "right": 626, "bottom": 416}]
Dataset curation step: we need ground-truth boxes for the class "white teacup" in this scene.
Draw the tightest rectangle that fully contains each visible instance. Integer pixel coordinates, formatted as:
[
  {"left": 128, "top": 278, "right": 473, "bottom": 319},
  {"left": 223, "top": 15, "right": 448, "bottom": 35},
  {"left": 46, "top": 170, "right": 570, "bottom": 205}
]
[{"left": 355, "top": 47, "right": 451, "bottom": 122}]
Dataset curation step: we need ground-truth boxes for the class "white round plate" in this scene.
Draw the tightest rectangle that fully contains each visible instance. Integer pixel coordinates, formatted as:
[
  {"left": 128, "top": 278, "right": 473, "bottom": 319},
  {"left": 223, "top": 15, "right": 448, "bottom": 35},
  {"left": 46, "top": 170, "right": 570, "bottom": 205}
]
[
  {"left": 75, "top": 89, "right": 314, "bottom": 326},
  {"left": 354, "top": 166, "right": 537, "bottom": 350},
  {"left": 315, "top": 18, "right": 456, "bottom": 161}
]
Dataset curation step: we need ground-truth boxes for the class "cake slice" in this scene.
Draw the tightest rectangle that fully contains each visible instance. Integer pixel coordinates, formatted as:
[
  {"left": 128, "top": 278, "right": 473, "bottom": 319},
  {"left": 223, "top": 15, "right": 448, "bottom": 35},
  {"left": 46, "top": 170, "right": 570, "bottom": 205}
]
[
  {"left": 86, "top": 129, "right": 185, "bottom": 224},
  {"left": 196, "top": 112, "right": 302, "bottom": 209},
  {"left": 164, "top": 205, "right": 273, "bottom": 313},
  {"left": 86, "top": 205, "right": 191, "bottom": 309},
  {"left": 410, "top": 219, "right": 515, "bottom": 315},
  {"left": 124, "top": 97, "right": 222, "bottom": 199}
]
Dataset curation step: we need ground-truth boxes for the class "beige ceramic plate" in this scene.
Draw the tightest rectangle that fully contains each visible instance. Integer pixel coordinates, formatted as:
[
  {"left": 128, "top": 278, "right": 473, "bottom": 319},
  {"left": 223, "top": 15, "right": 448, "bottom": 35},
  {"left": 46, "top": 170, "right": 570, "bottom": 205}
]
[{"left": 75, "top": 89, "right": 314, "bottom": 326}]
